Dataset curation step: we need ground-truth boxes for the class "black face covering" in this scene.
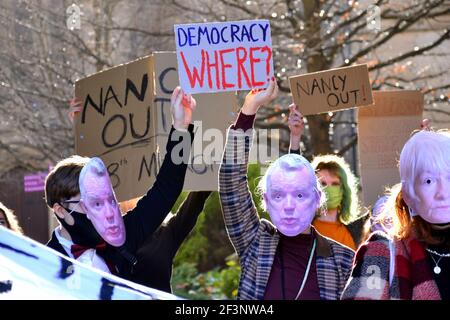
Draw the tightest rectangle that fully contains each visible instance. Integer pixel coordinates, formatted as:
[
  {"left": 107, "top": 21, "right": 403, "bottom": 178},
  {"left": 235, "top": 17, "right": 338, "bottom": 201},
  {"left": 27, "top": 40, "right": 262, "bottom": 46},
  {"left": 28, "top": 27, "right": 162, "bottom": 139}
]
[{"left": 56, "top": 205, "right": 104, "bottom": 247}]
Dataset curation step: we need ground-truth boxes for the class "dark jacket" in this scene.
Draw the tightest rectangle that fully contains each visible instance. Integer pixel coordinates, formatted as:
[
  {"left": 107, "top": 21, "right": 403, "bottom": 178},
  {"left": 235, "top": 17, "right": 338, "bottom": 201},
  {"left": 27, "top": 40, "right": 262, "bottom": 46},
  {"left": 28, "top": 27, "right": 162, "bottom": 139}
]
[
  {"left": 47, "top": 125, "right": 194, "bottom": 282},
  {"left": 347, "top": 214, "right": 370, "bottom": 247},
  {"left": 130, "top": 191, "right": 211, "bottom": 292}
]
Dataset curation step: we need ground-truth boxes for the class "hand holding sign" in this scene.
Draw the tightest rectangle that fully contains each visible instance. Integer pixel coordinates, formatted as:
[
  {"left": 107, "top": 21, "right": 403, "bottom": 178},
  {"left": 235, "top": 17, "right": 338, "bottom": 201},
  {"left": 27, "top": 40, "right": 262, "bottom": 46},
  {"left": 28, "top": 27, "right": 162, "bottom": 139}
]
[
  {"left": 420, "top": 118, "right": 431, "bottom": 131},
  {"left": 411, "top": 118, "right": 432, "bottom": 136},
  {"left": 171, "top": 86, "right": 196, "bottom": 131},
  {"left": 69, "top": 97, "right": 83, "bottom": 122},
  {"left": 288, "top": 104, "right": 305, "bottom": 138},
  {"left": 288, "top": 104, "right": 305, "bottom": 152},
  {"left": 242, "top": 78, "right": 278, "bottom": 115}
]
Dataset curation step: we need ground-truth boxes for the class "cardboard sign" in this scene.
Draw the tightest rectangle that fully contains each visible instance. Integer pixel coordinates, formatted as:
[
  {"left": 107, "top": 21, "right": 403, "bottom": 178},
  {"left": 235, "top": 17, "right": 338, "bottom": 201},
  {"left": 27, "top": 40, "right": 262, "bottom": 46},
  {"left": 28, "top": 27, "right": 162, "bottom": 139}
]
[
  {"left": 174, "top": 20, "right": 273, "bottom": 94},
  {"left": 289, "top": 64, "right": 373, "bottom": 116},
  {"left": 75, "top": 52, "right": 238, "bottom": 201},
  {"left": 75, "top": 56, "right": 157, "bottom": 202},
  {"left": 0, "top": 226, "right": 179, "bottom": 300},
  {"left": 357, "top": 90, "right": 423, "bottom": 208},
  {"left": 153, "top": 52, "right": 238, "bottom": 191}
]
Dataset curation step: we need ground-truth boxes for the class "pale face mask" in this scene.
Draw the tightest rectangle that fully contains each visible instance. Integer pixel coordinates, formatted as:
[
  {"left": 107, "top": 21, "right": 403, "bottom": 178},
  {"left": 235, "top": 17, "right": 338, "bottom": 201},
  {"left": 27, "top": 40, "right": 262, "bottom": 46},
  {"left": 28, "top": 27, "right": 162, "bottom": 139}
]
[
  {"left": 410, "top": 170, "right": 450, "bottom": 224},
  {"left": 79, "top": 158, "right": 126, "bottom": 247},
  {"left": 264, "top": 167, "right": 319, "bottom": 236}
]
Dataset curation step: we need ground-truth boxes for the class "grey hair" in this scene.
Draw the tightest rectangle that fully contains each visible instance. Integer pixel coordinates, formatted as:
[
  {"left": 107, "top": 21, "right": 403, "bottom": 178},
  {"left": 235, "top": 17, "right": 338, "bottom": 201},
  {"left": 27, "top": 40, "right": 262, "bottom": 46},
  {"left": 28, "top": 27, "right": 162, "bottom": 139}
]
[
  {"left": 79, "top": 157, "right": 108, "bottom": 196},
  {"left": 257, "top": 153, "right": 325, "bottom": 211},
  {"left": 399, "top": 130, "right": 450, "bottom": 203}
]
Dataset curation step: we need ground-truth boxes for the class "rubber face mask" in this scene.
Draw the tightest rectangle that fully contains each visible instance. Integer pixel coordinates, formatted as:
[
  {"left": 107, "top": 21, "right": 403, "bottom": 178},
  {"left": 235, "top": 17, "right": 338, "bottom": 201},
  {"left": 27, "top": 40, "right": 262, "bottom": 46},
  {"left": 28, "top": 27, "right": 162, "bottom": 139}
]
[
  {"left": 79, "top": 157, "right": 126, "bottom": 247},
  {"left": 411, "top": 170, "right": 450, "bottom": 224},
  {"left": 324, "top": 185, "right": 343, "bottom": 210},
  {"left": 265, "top": 167, "right": 318, "bottom": 236}
]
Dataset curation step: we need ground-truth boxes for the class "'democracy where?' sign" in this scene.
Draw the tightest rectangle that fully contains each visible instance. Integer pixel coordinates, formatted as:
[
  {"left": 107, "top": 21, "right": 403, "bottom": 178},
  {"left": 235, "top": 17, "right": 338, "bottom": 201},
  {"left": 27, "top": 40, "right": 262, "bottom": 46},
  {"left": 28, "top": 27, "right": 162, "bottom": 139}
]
[
  {"left": 174, "top": 20, "right": 274, "bottom": 94},
  {"left": 289, "top": 64, "right": 373, "bottom": 116}
]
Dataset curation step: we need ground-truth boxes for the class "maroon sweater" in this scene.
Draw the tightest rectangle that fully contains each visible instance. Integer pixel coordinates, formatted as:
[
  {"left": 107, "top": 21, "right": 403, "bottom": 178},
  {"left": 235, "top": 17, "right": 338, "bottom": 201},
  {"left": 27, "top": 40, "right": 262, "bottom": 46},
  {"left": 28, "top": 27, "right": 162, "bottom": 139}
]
[
  {"left": 232, "top": 111, "right": 256, "bottom": 131},
  {"left": 264, "top": 232, "right": 321, "bottom": 300}
]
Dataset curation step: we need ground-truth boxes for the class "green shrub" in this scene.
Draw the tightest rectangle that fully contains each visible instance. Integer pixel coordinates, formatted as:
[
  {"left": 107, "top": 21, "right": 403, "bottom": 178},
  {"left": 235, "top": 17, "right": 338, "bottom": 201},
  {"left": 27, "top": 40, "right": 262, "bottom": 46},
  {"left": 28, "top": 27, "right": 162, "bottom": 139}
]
[
  {"left": 171, "top": 163, "right": 270, "bottom": 299},
  {"left": 171, "top": 259, "right": 240, "bottom": 300}
]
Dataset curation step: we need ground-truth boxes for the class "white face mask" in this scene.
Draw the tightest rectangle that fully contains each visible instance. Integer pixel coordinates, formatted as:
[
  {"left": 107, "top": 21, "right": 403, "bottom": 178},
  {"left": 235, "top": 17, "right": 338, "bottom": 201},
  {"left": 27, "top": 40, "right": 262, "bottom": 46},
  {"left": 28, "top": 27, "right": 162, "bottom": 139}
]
[
  {"left": 79, "top": 158, "right": 126, "bottom": 247},
  {"left": 265, "top": 167, "right": 318, "bottom": 236},
  {"left": 411, "top": 171, "right": 450, "bottom": 224}
]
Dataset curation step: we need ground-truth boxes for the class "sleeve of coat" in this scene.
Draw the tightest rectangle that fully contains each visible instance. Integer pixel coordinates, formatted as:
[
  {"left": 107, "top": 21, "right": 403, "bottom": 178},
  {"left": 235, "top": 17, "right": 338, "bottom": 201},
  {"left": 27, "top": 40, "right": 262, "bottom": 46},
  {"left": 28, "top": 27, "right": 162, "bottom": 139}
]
[
  {"left": 341, "top": 233, "right": 391, "bottom": 300},
  {"left": 219, "top": 127, "right": 260, "bottom": 259},
  {"left": 164, "top": 190, "right": 212, "bottom": 257},
  {"left": 123, "top": 124, "right": 194, "bottom": 252}
]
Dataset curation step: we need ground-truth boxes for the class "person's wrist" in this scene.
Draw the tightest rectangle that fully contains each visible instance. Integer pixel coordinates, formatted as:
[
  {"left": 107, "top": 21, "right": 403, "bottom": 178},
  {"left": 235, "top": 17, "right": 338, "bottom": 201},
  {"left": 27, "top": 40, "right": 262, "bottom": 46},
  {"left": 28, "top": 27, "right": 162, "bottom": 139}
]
[
  {"left": 173, "top": 120, "right": 189, "bottom": 131},
  {"left": 241, "top": 101, "right": 259, "bottom": 115},
  {"left": 290, "top": 133, "right": 301, "bottom": 142},
  {"left": 290, "top": 134, "right": 301, "bottom": 149},
  {"left": 289, "top": 143, "right": 300, "bottom": 152}
]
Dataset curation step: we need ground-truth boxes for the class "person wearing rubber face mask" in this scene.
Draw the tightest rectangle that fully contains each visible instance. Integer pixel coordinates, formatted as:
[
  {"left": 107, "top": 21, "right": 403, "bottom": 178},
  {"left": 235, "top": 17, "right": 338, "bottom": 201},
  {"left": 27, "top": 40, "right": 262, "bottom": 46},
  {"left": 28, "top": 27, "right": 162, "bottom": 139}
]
[
  {"left": 342, "top": 128, "right": 450, "bottom": 300},
  {"left": 45, "top": 155, "right": 113, "bottom": 273},
  {"left": 287, "top": 107, "right": 365, "bottom": 250},
  {"left": 46, "top": 86, "right": 196, "bottom": 278},
  {"left": 78, "top": 157, "right": 125, "bottom": 248},
  {"left": 219, "top": 80, "right": 354, "bottom": 300}
]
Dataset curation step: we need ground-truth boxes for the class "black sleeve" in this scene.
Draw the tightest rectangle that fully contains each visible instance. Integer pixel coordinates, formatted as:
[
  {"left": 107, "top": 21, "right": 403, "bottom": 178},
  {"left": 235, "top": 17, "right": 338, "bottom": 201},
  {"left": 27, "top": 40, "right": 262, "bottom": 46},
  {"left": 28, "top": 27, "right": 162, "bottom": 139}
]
[
  {"left": 124, "top": 124, "right": 194, "bottom": 253},
  {"left": 289, "top": 148, "right": 301, "bottom": 155},
  {"left": 162, "top": 191, "right": 212, "bottom": 257}
]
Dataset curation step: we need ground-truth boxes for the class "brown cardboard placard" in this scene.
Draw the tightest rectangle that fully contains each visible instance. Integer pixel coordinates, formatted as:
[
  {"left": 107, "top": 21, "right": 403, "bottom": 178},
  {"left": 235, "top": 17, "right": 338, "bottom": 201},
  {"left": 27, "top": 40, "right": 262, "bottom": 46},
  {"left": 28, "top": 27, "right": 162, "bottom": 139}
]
[
  {"left": 153, "top": 52, "right": 238, "bottom": 191},
  {"left": 289, "top": 64, "right": 373, "bottom": 116},
  {"left": 75, "top": 52, "right": 238, "bottom": 202},
  {"left": 357, "top": 90, "right": 423, "bottom": 208},
  {"left": 75, "top": 55, "right": 158, "bottom": 202}
]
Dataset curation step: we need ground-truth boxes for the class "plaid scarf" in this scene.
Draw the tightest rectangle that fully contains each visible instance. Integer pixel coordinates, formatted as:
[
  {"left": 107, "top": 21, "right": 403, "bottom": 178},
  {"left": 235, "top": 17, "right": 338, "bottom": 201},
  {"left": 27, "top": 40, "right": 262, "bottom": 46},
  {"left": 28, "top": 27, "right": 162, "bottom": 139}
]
[
  {"left": 342, "top": 231, "right": 441, "bottom": 300},
  {"left": 394, "top": 235, "right": 441, "bottom": 299}
]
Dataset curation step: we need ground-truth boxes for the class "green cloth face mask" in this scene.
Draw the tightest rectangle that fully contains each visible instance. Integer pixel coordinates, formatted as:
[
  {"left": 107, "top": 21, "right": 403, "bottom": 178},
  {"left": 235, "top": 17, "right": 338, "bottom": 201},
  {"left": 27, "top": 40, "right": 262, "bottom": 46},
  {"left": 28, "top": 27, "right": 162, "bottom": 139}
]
[{"left": 324, "top": 185, "right": 343, "bottom": 210}]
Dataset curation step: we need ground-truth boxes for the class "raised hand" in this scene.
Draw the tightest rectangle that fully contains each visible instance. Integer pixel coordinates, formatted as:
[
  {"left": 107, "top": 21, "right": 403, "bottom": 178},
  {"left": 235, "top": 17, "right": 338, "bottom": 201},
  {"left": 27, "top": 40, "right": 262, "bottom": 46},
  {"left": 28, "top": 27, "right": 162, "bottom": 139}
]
[
  {"left": 171, "top": 86, "right": 196, "bottom": 131},
  {"left": 420, "top": 118, "right": 431, "bottom": 131},
  {"left": 241, "top": 78, "right": 278, "bottom": 115},
  {"left": 288, "top": 104, "right": 305, "bottom": 138},
  {"left": 68, "top": 97, "right": 83, "bottom": 122},
  {"left": 288, "top": 104, "right": 305, "bottom": 152}
]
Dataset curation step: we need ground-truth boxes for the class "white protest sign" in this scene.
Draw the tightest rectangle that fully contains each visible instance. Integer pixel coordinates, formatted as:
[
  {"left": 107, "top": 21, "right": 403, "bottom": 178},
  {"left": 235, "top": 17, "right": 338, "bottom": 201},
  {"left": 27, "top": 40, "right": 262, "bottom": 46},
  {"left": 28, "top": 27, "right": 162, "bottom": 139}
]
[
  {"left": 0, "top": 226, "right": 180, "bottom": 300},
  {"left": 174, "top": 20, "right": 273, "bottom": 93}
]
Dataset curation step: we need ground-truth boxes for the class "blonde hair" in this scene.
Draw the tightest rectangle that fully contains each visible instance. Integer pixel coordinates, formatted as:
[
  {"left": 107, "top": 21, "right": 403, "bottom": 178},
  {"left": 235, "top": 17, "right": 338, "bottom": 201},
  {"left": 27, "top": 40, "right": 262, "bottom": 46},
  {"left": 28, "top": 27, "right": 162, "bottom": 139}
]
[{"left": 0, "top": 202, "right": 24, "bottom": 234}]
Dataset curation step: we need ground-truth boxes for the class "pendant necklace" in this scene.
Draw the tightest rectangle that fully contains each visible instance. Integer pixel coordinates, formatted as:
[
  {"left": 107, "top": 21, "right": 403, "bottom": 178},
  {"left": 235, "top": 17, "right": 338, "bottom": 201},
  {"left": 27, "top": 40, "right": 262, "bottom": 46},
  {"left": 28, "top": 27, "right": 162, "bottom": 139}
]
[{"left": 425, "top": 248, "right": 450, "bottom": 275}]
